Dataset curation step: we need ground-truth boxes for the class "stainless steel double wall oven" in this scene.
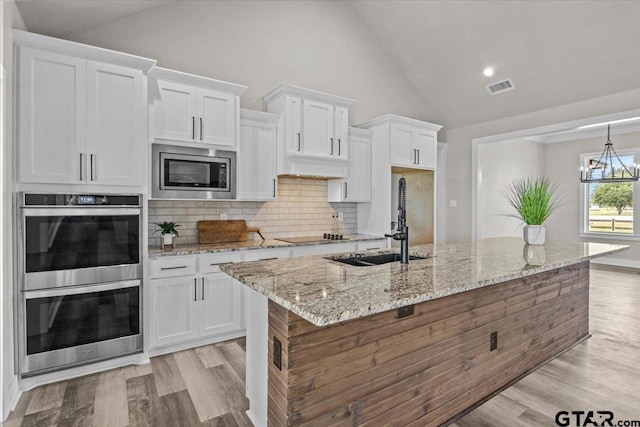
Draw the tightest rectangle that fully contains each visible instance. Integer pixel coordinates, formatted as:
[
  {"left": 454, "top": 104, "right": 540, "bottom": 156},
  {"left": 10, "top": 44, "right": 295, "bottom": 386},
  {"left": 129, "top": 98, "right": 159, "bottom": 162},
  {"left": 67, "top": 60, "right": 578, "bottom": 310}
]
[{"left": 18, "top": 193, "right": 143, "bottom": 376}]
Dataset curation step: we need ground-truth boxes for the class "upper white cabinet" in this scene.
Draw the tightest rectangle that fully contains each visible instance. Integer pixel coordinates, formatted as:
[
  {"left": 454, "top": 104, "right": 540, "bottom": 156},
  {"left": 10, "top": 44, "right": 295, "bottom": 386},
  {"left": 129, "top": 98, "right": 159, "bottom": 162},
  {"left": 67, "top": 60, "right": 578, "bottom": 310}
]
[
  {"left": 328, "top": 127, "right": 372, "bottom": 202},
  {"left": 238, "top": 109, "right": 279, "bottom": 201},
  {"left": 264, "top": 85, "right": 354, "bottom": 178},
  {"left": 151, "top": 67, "right": 247, "bottom": 148},
  {"left": 15, "top": 31, "right": 155, "bottom": 186},
  {"left": 389, "top": 120, "right": 440, "bottom": 169}
]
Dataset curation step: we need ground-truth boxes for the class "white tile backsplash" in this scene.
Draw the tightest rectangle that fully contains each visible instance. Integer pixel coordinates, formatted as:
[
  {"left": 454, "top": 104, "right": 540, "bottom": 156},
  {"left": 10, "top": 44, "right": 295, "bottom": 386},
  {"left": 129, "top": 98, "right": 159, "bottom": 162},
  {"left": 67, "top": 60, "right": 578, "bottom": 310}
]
[{"left": 148, "top": 177, "right": 357, "bottom": 247}]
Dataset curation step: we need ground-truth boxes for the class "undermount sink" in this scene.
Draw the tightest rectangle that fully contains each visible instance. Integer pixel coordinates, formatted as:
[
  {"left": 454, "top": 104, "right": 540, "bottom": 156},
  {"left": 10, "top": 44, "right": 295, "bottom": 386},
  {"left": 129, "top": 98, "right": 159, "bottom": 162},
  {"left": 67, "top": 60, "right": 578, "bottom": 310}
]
[{"left": 327, "top": 253, "right": 428, "bottom": 267}]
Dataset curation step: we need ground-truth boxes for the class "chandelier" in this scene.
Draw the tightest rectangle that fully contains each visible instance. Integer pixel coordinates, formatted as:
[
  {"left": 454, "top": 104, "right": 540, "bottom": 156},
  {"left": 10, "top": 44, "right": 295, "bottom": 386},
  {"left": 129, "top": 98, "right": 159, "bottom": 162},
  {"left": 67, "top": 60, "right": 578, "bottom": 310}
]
[{"left": 580, "top": 125, "right": 638, "bottom": 183}]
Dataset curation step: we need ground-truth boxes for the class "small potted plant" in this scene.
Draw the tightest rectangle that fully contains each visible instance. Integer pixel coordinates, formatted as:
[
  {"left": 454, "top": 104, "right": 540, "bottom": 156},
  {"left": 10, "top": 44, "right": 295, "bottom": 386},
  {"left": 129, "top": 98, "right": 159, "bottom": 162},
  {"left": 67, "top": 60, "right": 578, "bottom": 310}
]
[
  {"left": 503, "top": 177, "right": 561, "bottom": 245},
  {"left": 155, "top": 221, "right": 181, "bottom": 248}
]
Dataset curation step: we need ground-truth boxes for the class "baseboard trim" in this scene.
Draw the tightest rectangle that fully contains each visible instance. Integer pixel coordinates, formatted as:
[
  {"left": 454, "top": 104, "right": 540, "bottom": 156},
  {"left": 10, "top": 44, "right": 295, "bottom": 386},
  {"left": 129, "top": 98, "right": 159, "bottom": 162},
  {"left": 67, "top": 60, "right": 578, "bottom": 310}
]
[
  {"left": 246, "top": 409, "right": 265, "bottom": 427},
  {"left": 148, "top": 330, "right": 246, "bottom": 358},
  {"left": 591, "top": 257, "right": 640, "bottom": 270},
  {"left": 3, "top": 375, "right": 20, "bottom": 422}
]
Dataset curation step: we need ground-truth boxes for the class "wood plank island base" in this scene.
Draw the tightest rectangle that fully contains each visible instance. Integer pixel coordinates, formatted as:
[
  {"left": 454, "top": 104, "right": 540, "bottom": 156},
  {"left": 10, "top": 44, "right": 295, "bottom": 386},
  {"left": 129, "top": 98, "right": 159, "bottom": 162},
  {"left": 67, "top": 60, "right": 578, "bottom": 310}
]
[{"left": 220, "top": 238, "right": 627, "bottom": 427}]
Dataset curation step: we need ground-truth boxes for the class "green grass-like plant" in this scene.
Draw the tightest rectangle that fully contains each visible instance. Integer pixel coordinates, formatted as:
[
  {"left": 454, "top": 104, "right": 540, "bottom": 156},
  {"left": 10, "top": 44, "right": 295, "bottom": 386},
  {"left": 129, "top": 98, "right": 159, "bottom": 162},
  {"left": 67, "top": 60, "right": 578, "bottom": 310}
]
[
  {"left": 154, "top": 221, "right": 181, "bottom": 237},
  {"left": 503, "top": 177, "right": 560, "bottom": 225}
]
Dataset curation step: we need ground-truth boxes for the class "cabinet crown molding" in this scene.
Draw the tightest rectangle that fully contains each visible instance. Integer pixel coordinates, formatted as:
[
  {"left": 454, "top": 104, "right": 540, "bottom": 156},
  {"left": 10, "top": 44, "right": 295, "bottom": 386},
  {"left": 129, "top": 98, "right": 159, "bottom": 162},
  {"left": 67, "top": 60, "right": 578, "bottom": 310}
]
[
  {"left": 240, "top": 108, "right": 280, "bottom": 126},
  {"left": 151, "top": 66, "right": 247, "bottom": 96},
  {"left": 13, "top": 30, "right": 156, "bottom": 73},
  {"left": 263, "top": 84, "right": 355, "bottom": 107},
  {"left": 356, "top": 114, "right": 443, "bottom": 132},
  {"left": 348, "top": 127, "right": 374, "bottom": 138}
]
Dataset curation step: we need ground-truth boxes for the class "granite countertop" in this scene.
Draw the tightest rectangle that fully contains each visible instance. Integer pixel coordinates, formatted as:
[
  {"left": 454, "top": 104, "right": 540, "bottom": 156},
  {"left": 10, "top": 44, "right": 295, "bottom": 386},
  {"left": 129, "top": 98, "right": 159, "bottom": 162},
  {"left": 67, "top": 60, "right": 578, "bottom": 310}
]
[
  {"left": 149, "top": 234, "right": 385, "bottom": 257},
  {"left": 220, "top": 237, "right": 628, "bottom": 327}
]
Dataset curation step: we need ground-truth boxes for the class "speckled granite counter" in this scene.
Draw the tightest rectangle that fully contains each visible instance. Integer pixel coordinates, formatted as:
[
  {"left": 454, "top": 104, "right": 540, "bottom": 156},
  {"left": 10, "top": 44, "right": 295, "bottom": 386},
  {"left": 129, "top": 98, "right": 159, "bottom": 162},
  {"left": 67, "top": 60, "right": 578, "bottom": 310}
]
[
  {"left": 149, "top": 234, "right": 384, "bottom": 257},
  {"left": 220, "top": 237, "right": 627, "bottom": 326}
]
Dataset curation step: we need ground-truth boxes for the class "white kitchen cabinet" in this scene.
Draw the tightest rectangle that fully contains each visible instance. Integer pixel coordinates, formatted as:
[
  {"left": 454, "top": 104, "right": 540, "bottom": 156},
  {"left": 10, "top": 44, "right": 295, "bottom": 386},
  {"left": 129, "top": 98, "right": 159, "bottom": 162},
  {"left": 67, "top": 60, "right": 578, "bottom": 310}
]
[
  {"left": 389, "top": 122, "right": 439, "bottom": 169},
  {"left": 86, "top": 61, "right": 145, "bottom": 186},
  {"left": 18, "top": 47, "right": 86, "bottom": 184},
  {"left": 152, "top": 67, "right": 246, "bottom": 148},
  {"left": 264, "top": 85, "right": 354, "bottom": 177},
  {"left": 328, "top": 127, "right": 372, "bottom": 202},
  {"left": 150, "top": 276, "right": 199, "bottom": 348},
  {"left": 15, "top": 31, "right": 155, "bottom": 187},
  {"left": 355, "top": 114, "right": 442, "bottom": 241},
  {"left": 200, "top": 272, "right": 243, "bottom": 338},
  {"left": 237, "top": 109, "right": 279, "bottom": 201}
]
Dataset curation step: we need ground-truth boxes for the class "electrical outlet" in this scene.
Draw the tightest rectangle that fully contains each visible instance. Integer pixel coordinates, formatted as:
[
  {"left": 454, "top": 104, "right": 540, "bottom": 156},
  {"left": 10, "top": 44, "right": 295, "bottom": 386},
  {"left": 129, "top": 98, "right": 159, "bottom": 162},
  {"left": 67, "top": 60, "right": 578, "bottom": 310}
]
[
  {"left": 220, "top": 213, "right": 228, "bottom": 220},
  {"left": 337, "top": 212, "right": 344, "bottom": 222}
]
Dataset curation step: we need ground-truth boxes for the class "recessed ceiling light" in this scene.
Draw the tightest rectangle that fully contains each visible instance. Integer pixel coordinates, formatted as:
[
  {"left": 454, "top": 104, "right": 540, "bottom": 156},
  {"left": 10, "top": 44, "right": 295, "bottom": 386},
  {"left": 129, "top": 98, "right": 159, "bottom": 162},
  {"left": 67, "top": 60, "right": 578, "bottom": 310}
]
[{"left": 483, "top": 68, "right": 494, "bottom": 77}]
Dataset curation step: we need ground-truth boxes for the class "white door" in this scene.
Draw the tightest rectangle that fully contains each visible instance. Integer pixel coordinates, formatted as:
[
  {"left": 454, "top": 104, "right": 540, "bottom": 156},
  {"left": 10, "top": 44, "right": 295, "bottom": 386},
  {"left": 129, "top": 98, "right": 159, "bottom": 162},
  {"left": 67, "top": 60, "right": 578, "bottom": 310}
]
[
  {"left": 18, "top": 47, "right": 86, "bottom": 184},
  {"left": 389, "top": 124, "right": 414, "bottom": 166},
  {"left": 197, "top": 88, "right": 236, "bottom": 147},
  {"left": 346, "top": 135, "right": 371, "bottom": 201},
  {"left": 286, "top": 96, "right": 302, "bottom": 153},
  {"left": 86, "top": 61, "right": 145, "bottom": 186},
  {"left": 333, "top": 106, "right": 349, "bottom": 159},
  {"left": 199, "top": 273, "right": 243, "bottom": 338},
  {"left": 150, "top": 277, "right": 199, "bottom": 348},
  {"left": 154, "top": 80, "right": 197, "bottom": 142},
  {"left": 413, "top": 129, "right": 437, "bottom": 169},
  {"left": 302, "top": 99, "right": 333, "bottom": 157},
  {"left": 238, "top": 121, "right": 277, "bottom": 200}
]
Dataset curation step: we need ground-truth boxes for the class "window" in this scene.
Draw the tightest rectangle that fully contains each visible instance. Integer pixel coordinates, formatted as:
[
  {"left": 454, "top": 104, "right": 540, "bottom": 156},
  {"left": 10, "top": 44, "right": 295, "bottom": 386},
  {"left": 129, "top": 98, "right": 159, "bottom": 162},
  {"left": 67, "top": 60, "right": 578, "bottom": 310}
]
[{"left": 581, "top": 151, "right": 638, "bottom": 238}]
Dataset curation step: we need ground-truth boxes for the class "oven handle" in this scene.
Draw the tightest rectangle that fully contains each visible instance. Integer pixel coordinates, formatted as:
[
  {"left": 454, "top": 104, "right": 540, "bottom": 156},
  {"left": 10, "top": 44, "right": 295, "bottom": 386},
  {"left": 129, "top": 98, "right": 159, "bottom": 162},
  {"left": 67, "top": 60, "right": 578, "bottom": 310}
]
[
  {"left": 23, "top": 279, "right": 141, "bottom": 299},
  {"left": 21, "top": 208, "right": 141, "bottom": 217}
]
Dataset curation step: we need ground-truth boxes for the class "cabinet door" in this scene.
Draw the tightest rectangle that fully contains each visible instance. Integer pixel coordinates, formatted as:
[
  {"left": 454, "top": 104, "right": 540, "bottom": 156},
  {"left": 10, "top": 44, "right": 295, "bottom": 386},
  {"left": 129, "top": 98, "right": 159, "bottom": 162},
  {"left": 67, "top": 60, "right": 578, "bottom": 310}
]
[
  {"left": 197, "top": 88, "right": 236, "bottom": 147},
  {"left": 199, "top": 273, "right": 243, "bottom": 338},
  {"left": 413, "top": 129, "right": 437, "bottom": 169},
  {"left": 86, "top": 61, "right": 145, "bottom": 186},
  {"left": 238, "top": 121, "right": 277, "bottom": 200},
  {"left": 389, "top": 124, "right": 415, "bottom": 166},
  {"left": 18, "top": 47, "right": 86, "bottom": 184},
  {"left": 154, "top": 80, "right": 197, "bottom": 142},
  {"left": 150, "top": 276, "right": 199, "bottom": 348},
  {"left": 346, "top": 135, "right": 371, "bottom": 201},
  {"left": 286, "top": 96, "right": 302, "bottom": 153},
  {"left": 333, "top": 106, "right": 349, "bottom": 159},
  {"left": 302, "top": 100, "right": 333, "bottom": 157}
]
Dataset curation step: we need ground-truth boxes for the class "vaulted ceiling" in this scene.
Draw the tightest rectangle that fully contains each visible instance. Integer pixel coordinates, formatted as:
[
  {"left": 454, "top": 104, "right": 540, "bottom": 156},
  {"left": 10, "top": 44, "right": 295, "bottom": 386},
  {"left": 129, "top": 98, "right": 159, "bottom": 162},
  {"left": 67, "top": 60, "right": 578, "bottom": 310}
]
[{"left": 14, "top": 0, "right": 640, "bottom": 129}]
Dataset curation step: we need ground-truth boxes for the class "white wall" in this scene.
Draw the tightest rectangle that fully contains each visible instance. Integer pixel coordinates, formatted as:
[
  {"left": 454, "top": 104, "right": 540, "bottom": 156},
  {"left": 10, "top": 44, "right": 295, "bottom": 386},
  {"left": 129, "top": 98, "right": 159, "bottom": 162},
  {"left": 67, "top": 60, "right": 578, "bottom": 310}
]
[
  {"left": 61, "top": 1, "right": 430, "bottom": 125},
  {"left": 544, "top": 131, "right": 640, "bottom": 265},
  {"left": 478, "top": 138, "right": 545, "bottom": 238},
  {"left": 2, "top": 0, "right": 26, "bottom": 419},
  {"left": 445, "top": 88, "right": 640, "bottom": 243}
]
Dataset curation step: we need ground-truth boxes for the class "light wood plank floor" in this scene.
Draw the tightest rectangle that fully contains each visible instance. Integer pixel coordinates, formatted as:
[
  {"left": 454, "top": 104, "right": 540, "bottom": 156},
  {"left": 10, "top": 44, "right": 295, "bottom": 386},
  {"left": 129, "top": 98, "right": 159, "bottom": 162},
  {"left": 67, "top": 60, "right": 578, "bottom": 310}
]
[{"left": 4, "top": 267, "right": 639, "bottom": 426}]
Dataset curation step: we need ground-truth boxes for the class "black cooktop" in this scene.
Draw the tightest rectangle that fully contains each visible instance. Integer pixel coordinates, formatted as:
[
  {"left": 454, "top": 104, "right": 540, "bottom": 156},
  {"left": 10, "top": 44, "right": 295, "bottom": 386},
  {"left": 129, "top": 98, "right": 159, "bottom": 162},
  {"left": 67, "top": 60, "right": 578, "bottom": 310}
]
[{"left": 275, "top": 234, "right": 349, "bottom": 244}]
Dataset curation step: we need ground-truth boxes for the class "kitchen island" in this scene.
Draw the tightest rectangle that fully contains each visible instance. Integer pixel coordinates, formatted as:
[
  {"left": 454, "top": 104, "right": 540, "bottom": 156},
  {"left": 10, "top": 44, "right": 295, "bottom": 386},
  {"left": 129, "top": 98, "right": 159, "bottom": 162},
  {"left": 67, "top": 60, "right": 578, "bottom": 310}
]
[{"left": 220, "top": 237, "right": 627, "bottom": 427}]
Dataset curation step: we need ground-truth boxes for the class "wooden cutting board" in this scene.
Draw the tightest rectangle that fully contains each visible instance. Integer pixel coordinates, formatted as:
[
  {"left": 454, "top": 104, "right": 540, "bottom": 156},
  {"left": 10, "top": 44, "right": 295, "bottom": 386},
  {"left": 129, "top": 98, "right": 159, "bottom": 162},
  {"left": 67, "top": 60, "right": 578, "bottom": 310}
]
[{"left": 198, "top": 220, "right": 264, "bottom": 244}]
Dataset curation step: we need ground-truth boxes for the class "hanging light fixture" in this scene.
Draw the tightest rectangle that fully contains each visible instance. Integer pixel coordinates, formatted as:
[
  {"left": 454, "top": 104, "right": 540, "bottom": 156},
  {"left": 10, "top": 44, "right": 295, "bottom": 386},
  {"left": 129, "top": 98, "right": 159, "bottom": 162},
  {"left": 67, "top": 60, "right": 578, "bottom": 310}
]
[{"left": 580, "top": 125, "right": 639, "bottom": 183}]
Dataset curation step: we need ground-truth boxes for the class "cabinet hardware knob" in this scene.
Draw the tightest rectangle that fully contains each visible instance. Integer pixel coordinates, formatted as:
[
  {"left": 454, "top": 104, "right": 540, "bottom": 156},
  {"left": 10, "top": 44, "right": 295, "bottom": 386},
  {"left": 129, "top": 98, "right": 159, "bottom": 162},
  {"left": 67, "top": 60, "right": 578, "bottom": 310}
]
[
  {"left": 344, "top": 182, "right": 348, "bottom": 199},
  {"left": 273, "top": 179, "right": 276, "bottom": 197},
  {"left": 201, "top": 277, "right": 205, "bottom": 300},
  {"left": 90, "top": 154, "right": 97, "bottom": 181},
  {"left": 330, "top": 137, "right": 334, "bottom": 155},
  {"left": 160, "top": 265, "right": 187, "bottom": 271},
  {"left": 194, "top": 278, "right": 197, "bottom": 302},
  {"left": 200, "top": 117, "right": 203, "bottom": 141},
  {"left": 79, "top": 153, "right": 85, "bottom": 181},
  {"left": 297, "top": 132, "right": 301, "bottom": 151},
  {"left": 338, "top": 138, "right": 341, "bottom": 156},
  {"left": 192, "top": 117, "right": 195, "bottom": 140}
]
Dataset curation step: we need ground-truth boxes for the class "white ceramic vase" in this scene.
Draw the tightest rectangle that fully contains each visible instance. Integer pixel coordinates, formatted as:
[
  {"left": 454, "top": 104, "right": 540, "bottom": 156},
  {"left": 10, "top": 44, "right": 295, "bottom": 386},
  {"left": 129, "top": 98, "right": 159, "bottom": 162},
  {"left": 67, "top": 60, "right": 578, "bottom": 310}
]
[
  {"left": 162, "top": 232, "right": 175, "bottom": 248},
  {"left": 523, "top": 225, "right": 545, "bottom": 245}
]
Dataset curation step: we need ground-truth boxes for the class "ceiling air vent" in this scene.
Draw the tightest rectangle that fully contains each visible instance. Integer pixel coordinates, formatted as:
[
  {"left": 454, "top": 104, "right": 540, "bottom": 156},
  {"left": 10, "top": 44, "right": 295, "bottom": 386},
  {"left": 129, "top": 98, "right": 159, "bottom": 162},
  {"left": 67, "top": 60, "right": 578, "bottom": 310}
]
[{"left": 486, "top": 79, "right": 515, "bottom": 95}]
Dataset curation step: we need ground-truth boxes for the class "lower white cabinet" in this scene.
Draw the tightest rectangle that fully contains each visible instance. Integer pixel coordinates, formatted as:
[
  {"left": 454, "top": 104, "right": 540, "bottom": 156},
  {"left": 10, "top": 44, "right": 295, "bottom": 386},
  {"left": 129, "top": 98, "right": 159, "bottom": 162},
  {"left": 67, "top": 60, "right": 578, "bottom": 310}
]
[
  {"left": 150, "top": 254, "right": 245, "bottom": 350},
  {"left": 199, "top": 272, "right": 243, "bottom": 337},
  {"left": 150, "top": 275, "right": 199, "bottom": 347}
]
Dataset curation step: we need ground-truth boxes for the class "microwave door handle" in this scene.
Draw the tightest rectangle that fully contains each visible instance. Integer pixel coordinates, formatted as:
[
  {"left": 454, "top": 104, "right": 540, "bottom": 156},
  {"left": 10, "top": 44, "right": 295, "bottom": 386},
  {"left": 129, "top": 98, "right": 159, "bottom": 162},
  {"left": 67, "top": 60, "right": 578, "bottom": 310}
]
[{"left": 22, "top": 208, "right": 141, "bottom": 217}]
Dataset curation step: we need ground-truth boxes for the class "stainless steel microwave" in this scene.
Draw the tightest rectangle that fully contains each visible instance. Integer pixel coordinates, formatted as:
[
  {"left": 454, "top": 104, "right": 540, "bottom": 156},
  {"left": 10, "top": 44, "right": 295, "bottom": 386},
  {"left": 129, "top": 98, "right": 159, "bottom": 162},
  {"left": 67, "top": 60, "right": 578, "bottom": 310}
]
[{"left": 152, "top": 144, "right": 236, "bottom": 199}]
